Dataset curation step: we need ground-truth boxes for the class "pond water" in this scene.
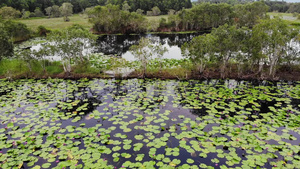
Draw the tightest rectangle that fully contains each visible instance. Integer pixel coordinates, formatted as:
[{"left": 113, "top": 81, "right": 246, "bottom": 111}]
[
  {"left": 19, "top": 33, "right": 201, "bottom": 61},
  {"left": 96, "top": 33, "right": 201, "bottom": 61},
  {"left": 0, "top": 79, "right": 300, "bottom": 169}
]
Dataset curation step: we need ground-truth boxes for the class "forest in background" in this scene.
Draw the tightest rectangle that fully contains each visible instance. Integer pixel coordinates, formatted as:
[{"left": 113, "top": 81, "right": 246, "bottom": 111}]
[{"left": 0, "top": 0, "right": 192, "bottom": 15}]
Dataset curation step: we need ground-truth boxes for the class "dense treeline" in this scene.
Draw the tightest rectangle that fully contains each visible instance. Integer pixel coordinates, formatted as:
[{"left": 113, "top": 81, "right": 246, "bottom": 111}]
[
  {"left": 195, "top": 0, "right": 300, "bottom": 14},
  {"left": 265, "top": 1, "right": 300, "bottom": 13},
  {"left": 0, "top": 0, "right": 191, "bottom": 15},
  {"left": 0, "top": 0, "right": 98, "bottom": 14},
  {"left": 98, "top": 0, "right": 192, "bottom": 14},
  {"left": 86, "top": 2, "right": 268, "bottom": 34},
  {"left": 158, "top": 1, "right": 268, "bottom": 32}
]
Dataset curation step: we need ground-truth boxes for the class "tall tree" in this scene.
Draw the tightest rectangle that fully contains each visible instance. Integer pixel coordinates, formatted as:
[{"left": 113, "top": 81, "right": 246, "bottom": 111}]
[
  {"left": 129, "top": 37, "right": 153, "bottom": 78},
  {"left": 60, "top": 2, "right": 73, "bottom": 21},
  {"left": 0, "top": 7, "right": 21, "bottom": 19},
  {"left": 182, "top": 34, "right": 216, "bottom": 75},
  {"left": 45, "top": 6, "right": 52, "bottom": 18},
  {"left": 47, "top": 24, "right": 96, "bottom": 75},
  {"left": 251, "top": 17, "right": 293, "bottom": 78},
  {"left": 0, "top": 27, "right": 13, "bottom": 60}
]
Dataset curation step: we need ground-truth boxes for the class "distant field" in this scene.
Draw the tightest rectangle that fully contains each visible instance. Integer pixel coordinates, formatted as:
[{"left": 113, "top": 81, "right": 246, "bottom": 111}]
[
  {"left": 267, "top": 12, "right": 298, "bottom": 21},
  {"left": 16, "top": 14, "right": 93, "bottom": 31},
  {"left": 145, "top": 15, "right": 168, "bottom": 22},
  {"left": 267, "top": 12, "right": 300, "bottom": 27},
  {"left": 16, "top": 14, "right": 169, "bottom": 32}
]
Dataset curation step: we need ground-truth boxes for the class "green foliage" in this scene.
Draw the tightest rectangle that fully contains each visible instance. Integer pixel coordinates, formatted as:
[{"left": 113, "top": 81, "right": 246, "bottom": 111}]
[
  {"left": 2, "top": 20, "right": 31, "bottom": 42},
  {"left": 88, "top": 4, "right": 147, "bottom": 34},
  {"left": 21, "top": 10, "right": 31, "bottom": 19},
  {"left": 152, "top": 6, "right": 161, "bottom": 16},
  {"left": 233, "top": 1, "right": 269, "bottom": 28},
  {"left": 160, "top": 2, "right": 267, "bottom": 32},
  {"left": 129, "top": 37, "right": 152, "bottom": 77},
  {"left": 0, "top": 25, "right": 13, "bottom": 60},
  {"left": 60, "top": 3, "right": 73, "bottom": 21},
  {"left": 46, "top": 61, "right": 63, "bottom": 75},
  {"left": 33, "top": 7, "right": 44, "bottom": 17},
  {"left": 36, "top": 25, "right": 51, "bottom": 36},
  {"left": 182, "top": 33, "right": 216, "bottom": 74},
  {"left": 47, "top": 24, "right": 96, "bottom": 75},
  {"left": 0, "top": 6, "right": 21, "bottom": 19},
  {"left": 0, "top": 59, "right": 29, "bottom": 78},
  {"left": 73, "top": 61, "right": 99, "bottom": 74},
  {"left": 252, "top": 17, "right": 295, "bottom": 77}
]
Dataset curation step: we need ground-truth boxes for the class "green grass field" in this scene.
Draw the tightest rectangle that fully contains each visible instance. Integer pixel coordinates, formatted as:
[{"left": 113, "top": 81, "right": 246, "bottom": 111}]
[
  {"left": 16, "top": 14, "right": 168, "bottom": 32},
  {"left": 145, "top": 15, "right": 168, "bottom": 22},
  {"left": 267, "top": 12, "right": 298, "bottom": 21},
  {"left": 267, "top": 12, "right": 300, "bottom": 28},
  {"left": 17, "top": 14, "right": 168, "bottom": 30},
  {"left": 17, "top": 13, "right": 299, "bottom": 33},
  {"left": 16, "top": 14, "right": 93, "bottom": 31}
]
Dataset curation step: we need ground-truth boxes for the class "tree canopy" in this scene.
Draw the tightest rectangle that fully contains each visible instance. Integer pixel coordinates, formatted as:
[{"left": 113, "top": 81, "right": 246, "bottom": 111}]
[{"left": 0, "top": 0, "right": 192, "bottom": 14}]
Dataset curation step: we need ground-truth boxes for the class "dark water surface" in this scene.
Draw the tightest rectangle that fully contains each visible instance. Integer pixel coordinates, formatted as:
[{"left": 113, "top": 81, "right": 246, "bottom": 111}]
[
  {"left": 0, "top": 79, "right": 300, "bottom": 169},
  {"left": 96, "top": 33, "right": 201, "bottom": 61}
]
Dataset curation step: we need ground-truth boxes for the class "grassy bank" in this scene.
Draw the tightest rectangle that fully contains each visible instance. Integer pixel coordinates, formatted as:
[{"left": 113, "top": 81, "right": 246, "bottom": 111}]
[{"left": 1, "top": 57, "right": 300, "bottom": 81}]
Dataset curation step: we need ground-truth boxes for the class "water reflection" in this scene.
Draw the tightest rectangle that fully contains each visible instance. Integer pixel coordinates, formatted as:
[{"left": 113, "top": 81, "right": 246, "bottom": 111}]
[{"left": 96, "top": 33, "right": 202, "bottom": 61}]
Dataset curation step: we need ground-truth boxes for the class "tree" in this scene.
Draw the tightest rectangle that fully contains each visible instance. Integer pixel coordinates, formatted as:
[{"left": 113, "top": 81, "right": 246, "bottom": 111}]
[
  {"left": 0, "top": 27, "right": 13, "bottom": 60},
  {"left": 21, "top": 9, "right": 31, "bottom": 19},
  {"left": 60, "top": 3, "right": 73, "bottom": 22},
  {"left": 182, "top": 34, "right": 216, "bottom": 75},
  {"left": 45, "top": 7, "right": 52, "bottom": 18},
  {"left": 16, "top": 49, "right": 34, "bottom": 73},
  {"left": 251, "top": 18, "right": 293, "bottom": 78},
  {"left": 129, "top": 37, "right": 153, "bottom": 78},
  {"left": 3, "top": 20, "right": 31, "bottom": 42},
  {"left": 0, "top": 7, "right": 21, "bottom": 19},
  {"left": 153, "top": 43, "right": 168, "bottom": 73},
  {"left": 32, "top": 44, "right": 52, "bottom": 73},
  {"left": 34, "top": 7, "right": 44, "bottom": 17},
  {"left": 211, "top": 24, "right": 246, "bottom": 78},
  {"left": 122, "top": 1, "right": 131, "bottom": 12},
  {"left": 136, "top": 9, "right": 144, "bottom": 15},
  {"left": 79, "top": 0, "right": 90, "bottom": 12},
  {"left": 147, "top": 11, "right": 153, "bottom": 16},
  {"left": 88, "top": 5, "right": 147, "bottom": 34},
  {"left": 168, "top": 9, "right": 176, "bottom": 15},
  {"left": 47, "top": 24, "right": 96, "bottom": 76},
  {"left": 51, "top": 5, "right": 61, "bottom": 18},
  {"left": 152, "top": 6, "right": 161, "bottom": 16}
]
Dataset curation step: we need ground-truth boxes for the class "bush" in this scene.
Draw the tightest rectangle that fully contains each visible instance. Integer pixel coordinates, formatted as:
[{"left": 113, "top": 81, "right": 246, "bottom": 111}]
[
  {"left": 46, "top": 61, "right": 63, "bottom": 75},
  {"left": 3, "top": 20, "right": 31, "bottom": 42},
  {"left": 0, "top": 7, "right": 21, "bottom": 19},
  {"left": 73, "top": 61, "right": 99, "bottom": 74},
  {"left": 37, "top": 25, "right": 51, "bottom": 36},
  {"left": 0, "top": 59, "right": 29, "bottom": 78},
  {"left": 34, "top": 8, "right": 45, "bottom": 17}
]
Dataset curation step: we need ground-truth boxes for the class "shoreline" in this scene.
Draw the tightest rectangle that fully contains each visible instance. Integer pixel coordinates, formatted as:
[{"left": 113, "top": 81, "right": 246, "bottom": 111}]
[{"left": 1, "top": 69, "right": 299, "bottom": 82}]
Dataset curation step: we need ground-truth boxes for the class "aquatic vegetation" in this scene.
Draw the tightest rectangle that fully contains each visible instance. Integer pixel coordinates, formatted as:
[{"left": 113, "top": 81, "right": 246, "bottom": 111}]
[{"left": 0, "top": 79, "right": 300, "bottom": 168}]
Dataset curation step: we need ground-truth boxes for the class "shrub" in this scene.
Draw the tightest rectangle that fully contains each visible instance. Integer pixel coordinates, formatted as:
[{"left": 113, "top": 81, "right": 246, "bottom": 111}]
[{"left": 0, "top": 7, "right": 21, "bottom": 19}]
